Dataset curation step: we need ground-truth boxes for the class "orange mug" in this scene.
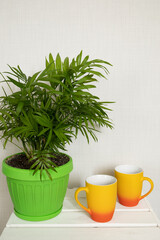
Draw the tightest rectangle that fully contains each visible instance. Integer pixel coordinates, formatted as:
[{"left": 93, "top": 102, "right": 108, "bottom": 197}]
[
  {"left": 75, "top": 175, "right": 117, "bottom": 222},
  {"left": 115, "top": 165, "right": 154, "bottom": 207}
]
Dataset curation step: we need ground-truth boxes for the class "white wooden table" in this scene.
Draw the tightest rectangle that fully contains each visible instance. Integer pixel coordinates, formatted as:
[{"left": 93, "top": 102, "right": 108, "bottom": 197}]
[{"left": 0, "top": 188, "right": 160, "bottom": 240}]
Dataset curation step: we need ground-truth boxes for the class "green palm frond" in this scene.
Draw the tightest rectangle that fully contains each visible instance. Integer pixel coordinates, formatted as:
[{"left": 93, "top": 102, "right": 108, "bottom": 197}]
[{"left": 0, "top": 51, "right": 113, "bottom": 179}]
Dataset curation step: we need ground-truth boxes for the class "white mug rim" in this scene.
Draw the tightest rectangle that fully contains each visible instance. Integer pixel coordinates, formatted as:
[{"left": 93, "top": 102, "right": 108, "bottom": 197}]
[
  {"left": 115, "top": 165, "right": 143, "bottom": 175},
  {"left": 86, "top": 174, "right": 117, "bottom": 186}
]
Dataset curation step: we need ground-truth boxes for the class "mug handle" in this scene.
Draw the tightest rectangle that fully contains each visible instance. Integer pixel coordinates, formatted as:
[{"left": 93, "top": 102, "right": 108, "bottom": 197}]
[
  {"left": 139, "top": 177, "right": 154, "bottom": 201},
  {"left": 75, "top": 187, "right": 91, "bottom": 214}
]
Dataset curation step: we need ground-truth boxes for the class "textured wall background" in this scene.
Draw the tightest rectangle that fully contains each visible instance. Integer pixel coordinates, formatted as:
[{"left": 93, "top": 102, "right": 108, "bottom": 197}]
[{"left": 0, "top": 0, "right": 160, "bottom": 234}]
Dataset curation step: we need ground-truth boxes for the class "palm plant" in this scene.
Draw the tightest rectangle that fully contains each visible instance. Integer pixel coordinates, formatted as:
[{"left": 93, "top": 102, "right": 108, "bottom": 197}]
[{"left": 0, "top": 51, "right": 113, "bottom": 179}]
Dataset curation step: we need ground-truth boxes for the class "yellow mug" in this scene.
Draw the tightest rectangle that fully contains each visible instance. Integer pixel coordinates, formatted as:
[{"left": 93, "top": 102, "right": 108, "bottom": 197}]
[
  {"left": 75, "top": 175, "right": 117, "bottom": 222},
  {"left": 115, "top": 165, "right": 154, "bottom": 207}
]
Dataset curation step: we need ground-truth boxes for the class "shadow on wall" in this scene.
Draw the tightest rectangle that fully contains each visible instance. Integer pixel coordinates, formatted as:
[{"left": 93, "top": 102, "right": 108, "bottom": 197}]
[
  {"left": 68, "top": 175, "right": 81, "bottom": 188},
  {"left": 68, "top": 166, "right": 116, "bottom": 189},
  {"left": 93, "top": 167, "right": 115, "bottom": 177},
  {"left": 0, "top": 182, "right": 13, "bottom": 235},
  {"left": 0, "top": 198, "right": 13, "bottom": 233}
]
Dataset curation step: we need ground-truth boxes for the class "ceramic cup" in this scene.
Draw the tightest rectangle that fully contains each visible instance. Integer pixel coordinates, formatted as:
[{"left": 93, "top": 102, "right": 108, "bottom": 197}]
[
  {"left": 115, "top": 165, "right": 154, "bottom": 207},
  {"left": 75, "top": 175, "right": 117, "bottom": 222}
]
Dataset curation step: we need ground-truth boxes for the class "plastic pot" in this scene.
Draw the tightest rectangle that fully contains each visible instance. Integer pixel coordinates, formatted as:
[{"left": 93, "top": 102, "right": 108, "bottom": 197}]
[{"left": 2, "top": 153, "right": 73, "bottom": 221}]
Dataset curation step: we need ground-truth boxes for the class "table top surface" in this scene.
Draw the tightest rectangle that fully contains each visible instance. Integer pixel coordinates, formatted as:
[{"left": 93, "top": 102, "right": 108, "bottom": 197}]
[{"left": 1, "top": 188, "right": 160, "bottom": 240}]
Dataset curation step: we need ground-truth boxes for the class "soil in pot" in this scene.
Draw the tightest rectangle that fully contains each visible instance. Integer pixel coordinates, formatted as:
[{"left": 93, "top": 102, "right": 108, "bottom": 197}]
[{"left": 6, "top": 153, "right": 70, "bottom": 169}]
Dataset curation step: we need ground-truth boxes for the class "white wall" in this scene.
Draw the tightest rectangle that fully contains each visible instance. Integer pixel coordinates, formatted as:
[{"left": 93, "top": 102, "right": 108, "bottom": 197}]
[{"left": 0, "top": 0, "right": 160, "bottom": 234}]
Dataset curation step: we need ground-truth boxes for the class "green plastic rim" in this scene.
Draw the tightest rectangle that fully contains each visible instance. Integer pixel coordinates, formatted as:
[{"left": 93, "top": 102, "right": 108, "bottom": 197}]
[
  {"left": 14, "top": 206, "right": 63, "bottom": 221},
  {"left": 2, "top": 152, "right": 73, "bottom": 181}
]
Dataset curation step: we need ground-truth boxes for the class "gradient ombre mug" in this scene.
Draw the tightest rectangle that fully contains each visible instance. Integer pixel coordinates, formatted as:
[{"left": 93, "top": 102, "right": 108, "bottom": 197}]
[
  {"left": 75, "top": 175, "right": 117, "bottom": 222},
  {"left": 115, "top": 165, "right": 154, "bottom": 207}
]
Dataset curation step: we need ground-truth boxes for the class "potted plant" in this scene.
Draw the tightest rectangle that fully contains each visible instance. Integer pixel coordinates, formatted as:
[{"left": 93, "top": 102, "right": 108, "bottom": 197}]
[{"left": 0, "top": 51, "right": 113, "bottom": 221}]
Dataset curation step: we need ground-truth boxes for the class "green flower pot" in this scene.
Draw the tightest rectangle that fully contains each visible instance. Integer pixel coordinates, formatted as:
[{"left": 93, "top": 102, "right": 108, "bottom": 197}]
[{"left": 2, "top": 153, "right": 73, "bottom": 221}]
